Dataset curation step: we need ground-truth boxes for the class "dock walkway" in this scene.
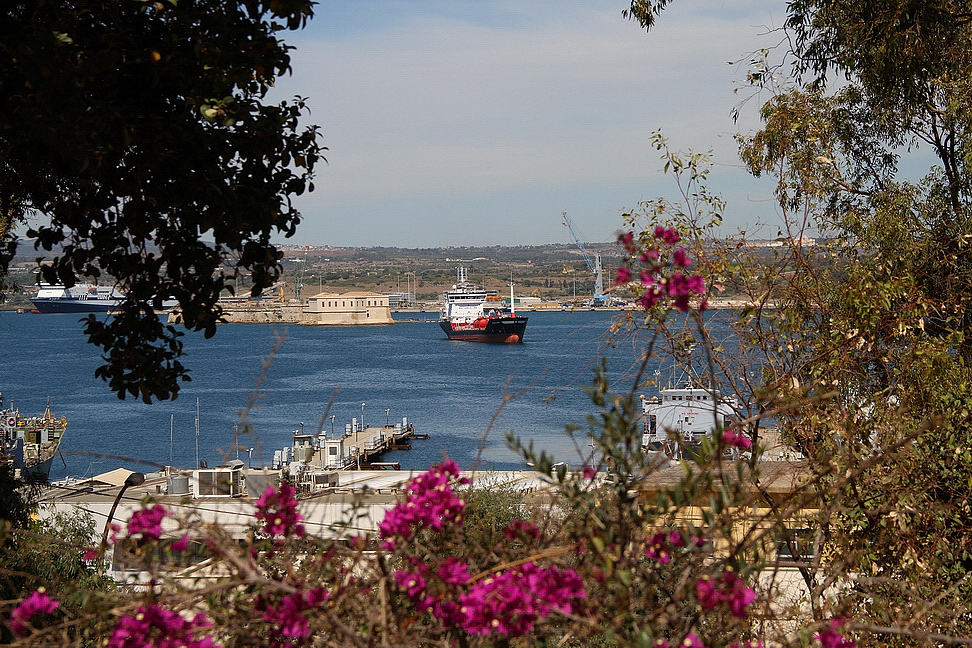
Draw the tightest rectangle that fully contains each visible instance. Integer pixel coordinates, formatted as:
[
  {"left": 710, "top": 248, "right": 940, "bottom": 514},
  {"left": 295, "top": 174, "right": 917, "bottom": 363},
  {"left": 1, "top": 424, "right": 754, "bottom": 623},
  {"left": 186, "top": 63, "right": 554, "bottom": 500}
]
[{"left": 342, "top": 423, "right": 428, "bottom": 469}]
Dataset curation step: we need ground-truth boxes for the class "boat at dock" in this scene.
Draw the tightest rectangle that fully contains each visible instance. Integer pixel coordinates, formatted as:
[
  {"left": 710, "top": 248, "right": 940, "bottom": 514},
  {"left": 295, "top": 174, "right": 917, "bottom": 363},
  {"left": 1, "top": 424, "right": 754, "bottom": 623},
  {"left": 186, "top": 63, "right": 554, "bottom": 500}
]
[
  {"left": 640, "top": 357, "right": 739, "bottom": 458},
  {"left": 439, "top": 266, "right": 528, "bottom": 343},
  {"left": 30, "top": 283, "right": 125, "bottom": 313},
  {"left": 1, "top": 395, "right": 67, "bottom": 480},
  {"left": 30, "top": 283, "right": 178, "bottom": 314}
]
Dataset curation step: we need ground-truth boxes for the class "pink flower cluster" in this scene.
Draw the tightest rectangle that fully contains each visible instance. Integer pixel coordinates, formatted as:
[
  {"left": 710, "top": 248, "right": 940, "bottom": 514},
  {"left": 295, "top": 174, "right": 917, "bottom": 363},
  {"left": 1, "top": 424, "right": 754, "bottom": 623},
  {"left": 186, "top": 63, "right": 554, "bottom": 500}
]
[
  {"left": 10, "top": 589, "right": 60, "bottom": 637},
  {"left": 817, "top": 618, "right": 855, "bottom": 648},
  {"left": 255, "top": 483, "right": 306, "bottom": 538},
  {"left": 722, "top": 430, "right": 752, "bottom": 451},
  {"left": 128, "top": 504, "right": 168, "bottom": 541},
  {"left": 255, "top": 587, "right": 330, "bottom": 644},
  {"left": 696, "top": 569, "right": 757, "bottom": 619},
  {"left": 503, "top": 519, "right": 540, "bottom": 541},
  {"left": 616, "top": 227, "right": 707, "bottom": 312},
  {"left": 398, "top": 562, "right": 586, "bottom": 637},
  {"left": 377, "top": 460, "right": 468, "bottom": 546},
  {"left": 106, "top": 603, "right": 215, "bottom": 648},
  {"left": 645, "top": 530, "right": 686, "bottom": 564}
]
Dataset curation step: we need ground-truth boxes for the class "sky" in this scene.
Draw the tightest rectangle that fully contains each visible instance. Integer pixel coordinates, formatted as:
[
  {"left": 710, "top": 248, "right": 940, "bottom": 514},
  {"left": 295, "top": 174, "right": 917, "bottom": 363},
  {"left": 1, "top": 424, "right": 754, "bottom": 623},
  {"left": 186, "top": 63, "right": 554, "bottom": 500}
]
[{"left": 270, "top": 0, "right": 791, "bottom": 248}]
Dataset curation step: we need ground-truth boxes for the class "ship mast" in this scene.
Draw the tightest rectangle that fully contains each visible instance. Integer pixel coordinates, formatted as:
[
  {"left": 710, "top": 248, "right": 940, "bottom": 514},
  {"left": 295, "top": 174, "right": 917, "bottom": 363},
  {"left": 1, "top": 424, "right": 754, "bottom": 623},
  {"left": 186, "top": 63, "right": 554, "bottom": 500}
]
[{"left": 509, "top": 273, "right": 516, "bottom": 315}]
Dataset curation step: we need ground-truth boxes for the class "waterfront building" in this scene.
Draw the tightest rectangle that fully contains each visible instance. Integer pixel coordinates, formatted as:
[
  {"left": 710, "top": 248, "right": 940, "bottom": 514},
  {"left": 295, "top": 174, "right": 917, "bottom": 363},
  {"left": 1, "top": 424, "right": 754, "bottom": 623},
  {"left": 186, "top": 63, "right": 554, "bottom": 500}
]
[{"left": 303, "top": 291, "right": 393, "bottom": 325}]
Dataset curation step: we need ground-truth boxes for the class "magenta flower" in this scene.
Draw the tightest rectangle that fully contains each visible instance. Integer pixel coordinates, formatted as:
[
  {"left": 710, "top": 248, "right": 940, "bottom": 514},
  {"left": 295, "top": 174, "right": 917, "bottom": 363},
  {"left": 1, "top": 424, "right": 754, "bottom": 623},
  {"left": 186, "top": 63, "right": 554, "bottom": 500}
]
[
  {"left": 681, "top": 633, "right": 707, "bottom": 648},
  {"left": 256, "top": 587, "right": 329, "bottom": 642},
  {"left": 254, "top": 587, "right": 329, "bottom": 641},
  {"left": 673, "top": 247, "right": 693, "bottom": 268},
  {"left": 503, "top": 519, "right": 539, "bottom": 541},
  {"left": 127, "top": 504, "right": 168, "bottom": 541},
  {"left": 696, "top": 576, "right": 723, "bottom": 610},
  {"left": 654, "top": 225, "right": 681, "bottom": 245},
  {"left": 171, "top": 534, "right": 190, "bottom": 553},
  {"left": 645, "top": 531, "right": 673, "bottom": 565},
  {"left": 437, "top": 557, "right": 471, "bottom": 585},
  {"left": 817, "top": 618, "right": 855, "bottom": 648},
  {"left": 255, "top": 483, "right": 306, "bottom": 538},
  {"left": 455, "top": 563, "right": 586, "bottom": 637},
  {"left": 10, "top": 589, "right": 60, "bottom": 637},
  {"left": 722, "top": 430, "right": 752, "bottom": 450},
  {"left": 640, "top": 287, "right": 664, "bottom": 309},
  {"left": 378, "top": 461, "right": 468, "bottom": 545},
  {"left": 722, "top": 570, "right": 757, "bottom": 618},
  {"left": 395, "top": 569, "right": 428, "bottom": 597},
  {"left": 615, "top": 266, "right": 633, "bottom": 284},
  {"left": 106, "top": 603, "right": 215, "bottom": 648},
  {"left": 618, "top": 231, "right": 635, "bottom": 252},
  {"left": 583, "top": 465, "right": 597, "bottom": 480},
  {"left": 696, "top": 570, "right": 757, "bottom": 618}
]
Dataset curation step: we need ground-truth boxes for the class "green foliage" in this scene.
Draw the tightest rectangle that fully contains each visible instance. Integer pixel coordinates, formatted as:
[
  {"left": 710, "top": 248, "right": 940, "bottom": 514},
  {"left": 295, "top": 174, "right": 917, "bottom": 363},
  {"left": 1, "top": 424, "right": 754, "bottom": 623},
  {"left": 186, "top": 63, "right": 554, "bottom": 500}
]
[
  {"left": 0, "top": 509, "right": 113, "bottom": 644},
  {"left": 0, "top": 462, "right": 35, "bottom": 532},
  {"left": 0, "top": 0, "right": 323, "bottom": 402}
]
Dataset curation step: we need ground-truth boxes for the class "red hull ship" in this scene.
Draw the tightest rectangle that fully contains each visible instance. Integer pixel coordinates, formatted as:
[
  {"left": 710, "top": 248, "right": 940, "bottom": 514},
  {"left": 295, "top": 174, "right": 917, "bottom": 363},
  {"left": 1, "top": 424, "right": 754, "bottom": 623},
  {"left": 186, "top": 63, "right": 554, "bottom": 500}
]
[{"left": 439, "top": 267, "right": 527, "bottom": 344}]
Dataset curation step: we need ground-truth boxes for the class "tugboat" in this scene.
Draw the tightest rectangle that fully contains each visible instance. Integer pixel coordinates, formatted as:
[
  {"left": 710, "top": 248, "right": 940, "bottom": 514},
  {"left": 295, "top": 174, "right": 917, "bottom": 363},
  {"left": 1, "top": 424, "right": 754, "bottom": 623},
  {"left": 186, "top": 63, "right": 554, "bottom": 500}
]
[
  {"left": 439, "top": 267, "right": 528, "bottom": 343},
  {"left": 640, "top": 358, "right": 739, "bottom": 458},
  {"left": 1, "top": 395, "right": 67, "bottom": 480}
]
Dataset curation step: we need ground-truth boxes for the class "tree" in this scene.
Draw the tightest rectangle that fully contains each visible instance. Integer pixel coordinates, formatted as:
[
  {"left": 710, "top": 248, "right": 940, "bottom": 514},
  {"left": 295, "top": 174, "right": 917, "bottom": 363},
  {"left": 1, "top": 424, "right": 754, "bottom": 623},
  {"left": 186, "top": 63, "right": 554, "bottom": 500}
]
[
  {"left": 727, "top": 1, "right": 972, "bottom": 643},
  {"left": 0, "top": 0, "right": 323, "bottom": 402},
  {"left": 623, "top": 0, "right": 972, "bottom": 642}
]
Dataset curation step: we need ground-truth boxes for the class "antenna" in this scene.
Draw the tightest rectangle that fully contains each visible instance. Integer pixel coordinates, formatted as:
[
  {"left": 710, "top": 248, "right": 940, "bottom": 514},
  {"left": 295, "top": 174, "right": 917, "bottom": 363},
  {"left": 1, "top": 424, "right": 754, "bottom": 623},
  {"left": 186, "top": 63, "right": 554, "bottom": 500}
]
[
  {"left": 169, "top": 414, "right": 174, "bottom": 467},
  {"left": 194, "top": 398, "right": 200, "bottom": 469}
]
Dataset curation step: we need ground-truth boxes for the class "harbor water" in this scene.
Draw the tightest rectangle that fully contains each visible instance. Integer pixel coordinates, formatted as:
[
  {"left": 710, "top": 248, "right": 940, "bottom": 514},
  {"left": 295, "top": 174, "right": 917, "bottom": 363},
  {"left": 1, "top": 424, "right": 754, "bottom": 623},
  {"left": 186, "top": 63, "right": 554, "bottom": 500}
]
[{"left": 0, "top": 309, "right": 737, "bottom": 480}]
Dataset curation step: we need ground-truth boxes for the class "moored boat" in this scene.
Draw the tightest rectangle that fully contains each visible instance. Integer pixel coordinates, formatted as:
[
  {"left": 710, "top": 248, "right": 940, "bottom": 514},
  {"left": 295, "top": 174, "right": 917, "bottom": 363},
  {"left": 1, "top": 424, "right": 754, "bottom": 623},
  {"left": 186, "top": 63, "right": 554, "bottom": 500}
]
[
  {"left": 1, "top": 395, "right": 67, "bottom": 481},
  {"left": 641, "top": 358, "right": 739, "bottom": 457},
  {"left": 439, "top": 267, "right": 528, "bottom": 343},
  {"left": 30, "top": 283, "right": 124, "bottom": 313},
  {"left": 30, "top": 283, "right": 177, "bottom": 313}
]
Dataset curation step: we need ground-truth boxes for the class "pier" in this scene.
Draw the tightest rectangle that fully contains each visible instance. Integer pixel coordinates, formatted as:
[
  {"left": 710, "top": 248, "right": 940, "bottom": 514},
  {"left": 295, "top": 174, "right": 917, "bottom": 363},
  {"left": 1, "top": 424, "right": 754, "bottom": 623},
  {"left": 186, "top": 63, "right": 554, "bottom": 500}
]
[{"left": 277, "top": 419, "right": 428, "bottom": 475}]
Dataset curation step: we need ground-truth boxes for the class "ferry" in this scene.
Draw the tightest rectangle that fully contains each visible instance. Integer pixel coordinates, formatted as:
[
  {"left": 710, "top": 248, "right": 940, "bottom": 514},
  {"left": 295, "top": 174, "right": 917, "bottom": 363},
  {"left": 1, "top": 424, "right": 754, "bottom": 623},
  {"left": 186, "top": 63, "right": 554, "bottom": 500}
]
[
  {"left": 30, "top": 283, "right": 177, "bottom": 313},
  {"left": 438, "top": 266, "right": 527, "bottom": 343}
]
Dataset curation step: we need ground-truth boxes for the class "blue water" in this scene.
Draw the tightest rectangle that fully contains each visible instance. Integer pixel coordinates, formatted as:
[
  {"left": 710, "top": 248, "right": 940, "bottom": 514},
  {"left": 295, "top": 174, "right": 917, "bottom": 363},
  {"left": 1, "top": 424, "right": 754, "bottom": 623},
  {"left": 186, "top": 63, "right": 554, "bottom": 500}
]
[{"left": 0, "top": 310, "right": 680, "bottom": 480}]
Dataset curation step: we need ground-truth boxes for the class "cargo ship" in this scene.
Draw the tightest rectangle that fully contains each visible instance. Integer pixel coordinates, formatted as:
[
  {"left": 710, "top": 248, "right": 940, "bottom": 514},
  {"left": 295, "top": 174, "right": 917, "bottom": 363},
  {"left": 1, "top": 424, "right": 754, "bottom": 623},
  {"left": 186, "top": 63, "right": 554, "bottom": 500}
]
[
  {"left": 439, "top": 267, "right": 528, "bottom": 343},
  {"left": 1, "top": 395, "right": 67, "bottom": 481}
]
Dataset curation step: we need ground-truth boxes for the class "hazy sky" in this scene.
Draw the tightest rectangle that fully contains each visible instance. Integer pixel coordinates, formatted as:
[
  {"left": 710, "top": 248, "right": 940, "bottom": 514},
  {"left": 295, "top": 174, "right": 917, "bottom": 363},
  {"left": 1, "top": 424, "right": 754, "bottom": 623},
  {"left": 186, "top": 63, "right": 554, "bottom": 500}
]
[{"left": 270, "top": 0, "right": 791, "bottom": 248}]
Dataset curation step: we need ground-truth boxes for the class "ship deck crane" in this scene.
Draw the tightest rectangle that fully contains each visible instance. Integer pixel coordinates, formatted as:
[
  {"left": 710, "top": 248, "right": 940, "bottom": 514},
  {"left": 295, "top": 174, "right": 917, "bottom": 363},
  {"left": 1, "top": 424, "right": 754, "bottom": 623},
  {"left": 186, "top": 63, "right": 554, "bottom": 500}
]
[{"left": 561, "top": 211, "right": 604, "bottom": 303}]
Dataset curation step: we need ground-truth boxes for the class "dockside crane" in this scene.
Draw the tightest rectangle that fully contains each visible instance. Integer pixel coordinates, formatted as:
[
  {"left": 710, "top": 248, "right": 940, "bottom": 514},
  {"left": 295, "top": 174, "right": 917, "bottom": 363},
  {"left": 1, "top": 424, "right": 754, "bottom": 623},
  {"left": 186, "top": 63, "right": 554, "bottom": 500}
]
[{"left": 560, "top": 211, "right": 604, "bottom": 303}]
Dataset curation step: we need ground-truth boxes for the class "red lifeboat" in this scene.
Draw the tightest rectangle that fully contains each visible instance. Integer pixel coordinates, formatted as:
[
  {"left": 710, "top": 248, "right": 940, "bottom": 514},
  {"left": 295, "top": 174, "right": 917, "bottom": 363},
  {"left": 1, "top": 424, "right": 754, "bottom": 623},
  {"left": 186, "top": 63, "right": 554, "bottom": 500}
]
[{"left": 473, "top": 317, "right": 489, "bottom": 329}]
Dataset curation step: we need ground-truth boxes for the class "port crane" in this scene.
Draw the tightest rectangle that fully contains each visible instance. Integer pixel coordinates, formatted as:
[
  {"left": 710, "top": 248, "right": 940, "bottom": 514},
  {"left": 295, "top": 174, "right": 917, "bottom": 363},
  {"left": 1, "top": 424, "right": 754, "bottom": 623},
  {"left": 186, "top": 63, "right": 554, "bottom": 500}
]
[{"left": 560, "top": 211, "right": 604, "bottom": 303}]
